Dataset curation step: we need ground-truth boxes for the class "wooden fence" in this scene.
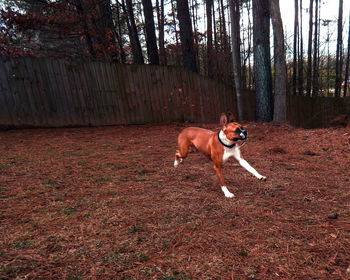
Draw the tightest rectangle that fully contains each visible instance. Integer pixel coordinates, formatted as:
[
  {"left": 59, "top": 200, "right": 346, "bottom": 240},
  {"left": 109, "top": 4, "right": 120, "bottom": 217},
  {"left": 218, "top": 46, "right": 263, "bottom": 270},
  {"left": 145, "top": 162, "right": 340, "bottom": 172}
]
[{"left": 0, "top": 56, "right": 349, "bottom": 128}]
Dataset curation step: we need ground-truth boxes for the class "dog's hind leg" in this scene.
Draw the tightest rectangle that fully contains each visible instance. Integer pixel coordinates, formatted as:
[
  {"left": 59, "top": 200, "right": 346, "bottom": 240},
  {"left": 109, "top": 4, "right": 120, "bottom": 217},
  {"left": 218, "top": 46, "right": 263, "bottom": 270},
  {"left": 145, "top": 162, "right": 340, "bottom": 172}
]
[
  {"left": 174, "top": 139, "right": 190, "bottom": 168},
  {"left": 174, "top": 150, "right": 183, "bottom": 167}
]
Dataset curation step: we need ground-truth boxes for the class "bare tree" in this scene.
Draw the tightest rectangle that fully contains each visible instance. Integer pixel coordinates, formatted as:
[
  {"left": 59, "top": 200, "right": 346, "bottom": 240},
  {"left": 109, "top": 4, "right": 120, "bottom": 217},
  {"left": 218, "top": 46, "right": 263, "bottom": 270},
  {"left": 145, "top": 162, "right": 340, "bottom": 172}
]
[
  {"left": 344, "top": 13, "right": 350, "bottom": 96},
  {"left": 142, "top": 0, "right": 160, "bottom": 64},
  {"left": 206, "top": 0, "right": 214, "bottom": 77},
  {"left": 114, "top": 0, "right": 126, "bottom": 63},
  {"left": 269, "top": 0, "right": 286, "bottom": 123},
  {"left": 230, "top": 0, "right": 243, "bottom": 121},
  {"left": 306, "top": 0, "right": 313, "bottom": 96},
  {"left": 123, "top": 0, "right": 144, "bottom": 64},
  {"left": 312, "top": 0, "right": 319, "bottom": 96},
  {"left": 335, "top": 0, "right": 343, "bottom": 97},
  {"left": 176, "top": 0, "right": 197, "bottom": 72},
  {"left": 253, "top": 0, "right": 273, "bottom": 121},
  {"left": 298, "top": 0, "right": 304, "bottom": 95},
  {"left": 156, "top": 0, "right": 167, "bottom": 65},
  {"left": 293, "top": 0, "right": 298, "bottom": 95}
]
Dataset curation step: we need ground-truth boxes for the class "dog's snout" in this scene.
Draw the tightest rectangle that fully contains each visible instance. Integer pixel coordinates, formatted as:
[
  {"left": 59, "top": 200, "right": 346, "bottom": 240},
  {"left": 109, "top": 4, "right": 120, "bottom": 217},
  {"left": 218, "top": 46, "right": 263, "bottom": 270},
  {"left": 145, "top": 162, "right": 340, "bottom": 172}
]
[{"left": 240, "top": 130, "right": 248, "bottom": 139}]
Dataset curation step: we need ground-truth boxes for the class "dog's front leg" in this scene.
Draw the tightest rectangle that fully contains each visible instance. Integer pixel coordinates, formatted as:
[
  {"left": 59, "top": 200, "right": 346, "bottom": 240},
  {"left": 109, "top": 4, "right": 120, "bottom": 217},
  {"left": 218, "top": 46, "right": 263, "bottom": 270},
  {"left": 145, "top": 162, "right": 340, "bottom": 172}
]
[
  {"left": 233, "top": 148, "right": 266, "bottom": 180},
  {"left": 213, "top": 163, "right": 234, "bottom": 198}
]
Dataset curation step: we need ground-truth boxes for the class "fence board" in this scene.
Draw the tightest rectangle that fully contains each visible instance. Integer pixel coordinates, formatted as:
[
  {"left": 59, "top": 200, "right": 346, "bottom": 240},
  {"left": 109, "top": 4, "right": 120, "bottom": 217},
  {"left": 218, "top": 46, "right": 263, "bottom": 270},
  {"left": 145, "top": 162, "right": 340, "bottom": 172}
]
[
  {"left": 0, "top": 58, "right": 13, "bottom": 125},
  {"left": 115, "top": 64, "right": 129, "bottom": 124}
]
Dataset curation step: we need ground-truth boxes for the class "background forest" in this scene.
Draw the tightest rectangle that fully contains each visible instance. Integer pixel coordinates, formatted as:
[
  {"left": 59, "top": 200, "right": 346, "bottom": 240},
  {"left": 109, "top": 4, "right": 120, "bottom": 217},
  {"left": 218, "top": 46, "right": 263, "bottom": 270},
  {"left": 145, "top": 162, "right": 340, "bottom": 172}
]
[{"left": 0, "top": 0, "right": 350, "bottom": 122}]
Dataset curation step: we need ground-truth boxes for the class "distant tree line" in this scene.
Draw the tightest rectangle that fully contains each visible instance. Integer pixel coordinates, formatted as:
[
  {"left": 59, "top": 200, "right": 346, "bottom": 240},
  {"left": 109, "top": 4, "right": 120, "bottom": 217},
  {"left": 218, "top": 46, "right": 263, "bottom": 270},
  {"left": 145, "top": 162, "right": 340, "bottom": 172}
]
[{"left": 0, "top": 0, "right": 349, "bottom": 122}]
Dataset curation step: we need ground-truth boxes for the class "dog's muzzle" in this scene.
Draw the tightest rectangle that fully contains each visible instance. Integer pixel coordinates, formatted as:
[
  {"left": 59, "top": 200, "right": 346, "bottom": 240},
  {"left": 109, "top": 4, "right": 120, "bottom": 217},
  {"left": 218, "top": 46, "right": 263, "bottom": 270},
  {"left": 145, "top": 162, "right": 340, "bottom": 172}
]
[
  {"left": 240, "top": 130, "right": 248, "bottom": 140},
  {"left": 233, "top": 130, "right": 247, "bottom": 141}
]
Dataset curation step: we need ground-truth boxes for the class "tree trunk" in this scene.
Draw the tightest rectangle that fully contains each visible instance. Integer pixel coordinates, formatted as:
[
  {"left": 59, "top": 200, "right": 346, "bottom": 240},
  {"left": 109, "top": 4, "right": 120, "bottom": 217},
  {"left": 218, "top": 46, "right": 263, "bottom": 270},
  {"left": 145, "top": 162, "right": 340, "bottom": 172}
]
[
  {"left": 206, "top": 0, "right": 213, "bottom": 77},
  {"left": 142, "top": 0, "right": 160, "bottom": 64},
  {"left": 344, "top": 14, "right": 350, "bottom": 97},
  {"left": 97, "top": 0, "right": 119, "bottom": 61},
  {"left": 306, "top": 0, "right": 313, "bottom": 96},
  {"left": 155, "top": 0, "right": 166, "bottom": 65},
  {"left": 230, "top": 0, "right": 243, "bottom": 121},
  {"left": 269, "top": 0, "right": 286, "bottom": 123},
  {"left": 115, "top": 0, "right": 126, "bottom": 63},
  {"left": 247, "top": 0, "right": 253, "bottom": 90},
  {"left": 170, "top": 0, "right": 180, "bottom": 65},
  {"left": 73, "top": 0, "right": 97, "bottom": 59},
  {"left": 191, "top": 0, "right": 200, "bottom": 72},
  {"left": 253, "top": 0, "right": 273, "bottom": 122},
  {"left": 124, "top": 0, "right": 144, "bottom": 64},
  {"left": 312, "top": 0, "right": 319, "bottom": 96},
  {"left": 176, "top": 0, "right": 197, "bottom": 72},
  {"left": 220, "top": 0, "right": 228, "bottom": 51},
  {"left": 293, "top": 0, "right": 298, "bottom": 95},
  {"left": 298, "top": 0, "right": 304, "bottom": 95},
  {"left": 335, "top": 0, "right": 343, "bottom": 97}
]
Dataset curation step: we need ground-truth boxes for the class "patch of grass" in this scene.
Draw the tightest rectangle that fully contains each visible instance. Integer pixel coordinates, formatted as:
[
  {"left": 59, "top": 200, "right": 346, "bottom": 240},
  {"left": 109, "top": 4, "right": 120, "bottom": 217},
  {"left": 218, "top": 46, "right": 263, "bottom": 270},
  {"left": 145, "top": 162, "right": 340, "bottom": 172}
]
[
  {"left": 162, "top": 271, "right": 192, "bottom": 280},
  {"left": 134, "top": 177, "right": 147, "bottom": 182},
  {"left": 103, "top": 252, "right": 121, "bottom": 263},
  {"left": 238, "top": 249, "right": 248, "bottom": 257},
  {"left": 301, "top": 150, "right": 317, "bottom": 156},
  {"left": 0, "top": 163, "right": 10, "bottom": 169},
  {"left": 112, "top": 164, "right": 129, "bottom": 171},
  {"left": 45, "top": 179, "right": 55, "bottom": 185},
  {"left": 283, "top": 164, "right": 295, "bottom": 170},
  {"left": 92, "top": 176, "right": 110, "bottom": 182},
  {"left": 139, "top": 252, "right": 149, "bottom": 262},
  {"left": 12, "top": 239, "right": 29, "bottom": 249},
  {"left": 63, "top": 206, "right": 76, "bottom": 215},
  {"left": 68, "top": 270, "right": 81, "bottom": 280},
  {"left": 129, "top": 225, "right": 139, "bottom": 234},
  {"left": 137, "top": 169, "right": 148, "bottom": 175},
  {"left": 116, "top": 146, "right": 124, "bottom": 152},
  {"left": 77, "top": 161, "right": 88, "bottom": 166}
]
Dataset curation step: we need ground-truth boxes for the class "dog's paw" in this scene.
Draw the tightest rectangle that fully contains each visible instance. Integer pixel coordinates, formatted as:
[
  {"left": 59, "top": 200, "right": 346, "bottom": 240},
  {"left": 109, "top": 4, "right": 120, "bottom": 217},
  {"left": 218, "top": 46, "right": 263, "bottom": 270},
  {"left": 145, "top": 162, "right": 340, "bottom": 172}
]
[
  {"left": 221, "top": 186, "right": 235, "bottom": 198},
  {"left": 174, "top": 160, "right": 179, "bottom": 168},
  {"left": 258, "top": 176, "right": 267, "bottom": 181},
  {"left": 225, "top": 192, "right": 235, "bottom": 198}
]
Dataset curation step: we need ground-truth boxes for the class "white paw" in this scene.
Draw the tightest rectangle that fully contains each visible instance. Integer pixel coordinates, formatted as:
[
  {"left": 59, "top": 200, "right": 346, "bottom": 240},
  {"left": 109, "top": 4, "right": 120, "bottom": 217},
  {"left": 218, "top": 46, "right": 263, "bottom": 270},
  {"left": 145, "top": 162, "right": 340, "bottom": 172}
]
[
  {"left": 174, "top": 160, "right": 179, "bottom": 168},
  {"left": 221, "top": 186, "right": 235, "bottom": 198},
  {"left": 258, "top": 176, "right": 267, "bottom": 181}
]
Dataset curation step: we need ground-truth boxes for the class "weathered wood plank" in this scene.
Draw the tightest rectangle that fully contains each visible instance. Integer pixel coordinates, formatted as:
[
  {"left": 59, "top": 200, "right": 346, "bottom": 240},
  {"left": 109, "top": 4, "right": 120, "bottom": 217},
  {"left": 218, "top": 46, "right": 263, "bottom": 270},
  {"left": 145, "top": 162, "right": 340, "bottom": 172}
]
[
  {"left": 51, "top": 59, "right": 72, "bottom": 126},
  {"left": 0, "top": 57, "right": 13, "bottom": 126},
  {"left": 115, "top": 64, "right": 129, "bottom": 124},
  {"left": 97, "top": 61, "right": 114, "bottom": 125},
  {"left": 109, "top": 63, "right": 125, "bottom": 124},
  {"left": 24, "top": 58, "right": 47, "bottom": 126},
  {"left": 104, "top": 61, "right": 120, "bottom": 125},
  {"left": 14, "top": 58, "right": 36, "bottom": 126},
  {"left": 46, "top": 58, "right": 68, "bottom": 126}
]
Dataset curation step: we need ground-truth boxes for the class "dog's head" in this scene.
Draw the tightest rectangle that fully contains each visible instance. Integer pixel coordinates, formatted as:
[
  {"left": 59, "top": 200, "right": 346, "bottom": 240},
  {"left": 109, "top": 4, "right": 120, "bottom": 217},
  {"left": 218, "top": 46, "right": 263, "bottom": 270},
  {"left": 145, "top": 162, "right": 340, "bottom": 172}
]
[{"left": 220, "top": 112, "right": 247, "bottom": 141}]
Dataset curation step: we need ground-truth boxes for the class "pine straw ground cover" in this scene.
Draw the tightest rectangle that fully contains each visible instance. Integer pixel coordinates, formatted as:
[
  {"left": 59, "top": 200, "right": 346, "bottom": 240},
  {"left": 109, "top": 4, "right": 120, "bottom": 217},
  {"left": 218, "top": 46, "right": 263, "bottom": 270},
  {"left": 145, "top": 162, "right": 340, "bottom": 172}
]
[{"left": 0, "top": 122, "right": 350, "bottom": 280}]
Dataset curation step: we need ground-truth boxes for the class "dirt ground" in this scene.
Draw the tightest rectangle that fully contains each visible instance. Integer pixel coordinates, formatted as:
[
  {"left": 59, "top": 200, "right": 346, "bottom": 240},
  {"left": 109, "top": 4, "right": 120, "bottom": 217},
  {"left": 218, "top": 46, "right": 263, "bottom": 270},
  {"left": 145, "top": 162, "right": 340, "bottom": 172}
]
[{"left": 0, "top": 122, "right": 350, "bottom": 280}]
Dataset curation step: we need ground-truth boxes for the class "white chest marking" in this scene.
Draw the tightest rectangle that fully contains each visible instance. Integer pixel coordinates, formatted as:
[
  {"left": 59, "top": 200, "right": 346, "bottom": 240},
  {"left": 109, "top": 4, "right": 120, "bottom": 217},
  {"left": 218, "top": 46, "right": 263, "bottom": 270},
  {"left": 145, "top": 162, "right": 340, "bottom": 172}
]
[
  {"left": 218, "top": 130, "right": 240, "bottom": 163},
  {"left": 222, "top": 146, "right": 240, "bottom": 163}
]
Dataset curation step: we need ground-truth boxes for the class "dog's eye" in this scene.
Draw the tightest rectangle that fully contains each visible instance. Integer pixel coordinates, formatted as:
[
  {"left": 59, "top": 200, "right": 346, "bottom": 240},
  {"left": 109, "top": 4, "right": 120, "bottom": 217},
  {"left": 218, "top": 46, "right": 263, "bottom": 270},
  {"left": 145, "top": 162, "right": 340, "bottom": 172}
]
[{"left": 234, "top": 128, "right": 241, "bottom": 133}]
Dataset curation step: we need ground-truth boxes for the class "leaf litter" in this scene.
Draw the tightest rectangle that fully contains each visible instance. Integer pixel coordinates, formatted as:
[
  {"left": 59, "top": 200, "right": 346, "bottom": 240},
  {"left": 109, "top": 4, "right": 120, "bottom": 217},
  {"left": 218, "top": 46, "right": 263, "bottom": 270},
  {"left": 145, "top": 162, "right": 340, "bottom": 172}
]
[{"left": 0, "top": 122, "right": 349, "bottom": 279}]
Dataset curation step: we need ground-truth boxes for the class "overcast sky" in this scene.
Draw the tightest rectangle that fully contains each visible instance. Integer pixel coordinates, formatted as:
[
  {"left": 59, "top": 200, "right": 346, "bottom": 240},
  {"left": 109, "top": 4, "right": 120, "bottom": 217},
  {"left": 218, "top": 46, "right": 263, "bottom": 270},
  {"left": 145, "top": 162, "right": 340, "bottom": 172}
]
[{"left": 280, "top": 0, "right": 350, "bottom": 56}]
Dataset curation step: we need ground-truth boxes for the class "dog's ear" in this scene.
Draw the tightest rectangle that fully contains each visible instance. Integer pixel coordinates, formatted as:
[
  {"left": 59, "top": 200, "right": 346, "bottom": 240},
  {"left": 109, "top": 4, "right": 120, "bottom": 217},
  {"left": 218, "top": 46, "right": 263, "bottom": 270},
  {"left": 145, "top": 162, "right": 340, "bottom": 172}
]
[
  {"left": 227, "top": 112, "right": 235, "bottom": 123},
  {"left": 220, "top": 113, "right": 228, "bottom": 129}
]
